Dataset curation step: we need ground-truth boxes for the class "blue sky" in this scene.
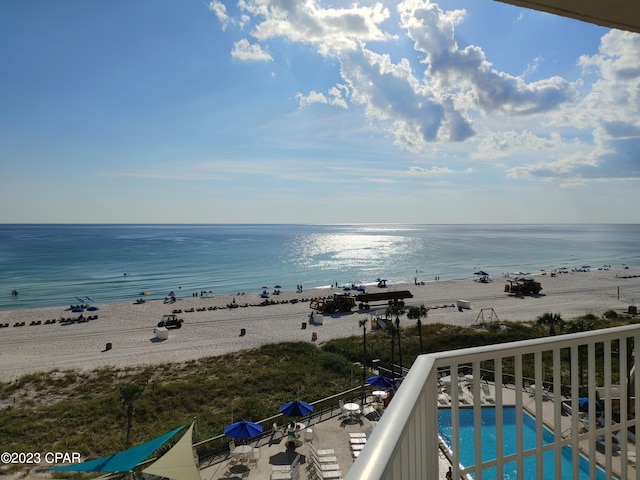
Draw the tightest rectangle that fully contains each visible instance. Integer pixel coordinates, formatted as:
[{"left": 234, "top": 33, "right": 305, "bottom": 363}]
[{"left": 1, "top": 0, "right": 639, "bottom": 224}]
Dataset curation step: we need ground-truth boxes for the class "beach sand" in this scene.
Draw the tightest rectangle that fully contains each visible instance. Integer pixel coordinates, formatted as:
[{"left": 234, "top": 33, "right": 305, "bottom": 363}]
[{"left": 1, "top": 269, "right": 639, "bottom": 383}]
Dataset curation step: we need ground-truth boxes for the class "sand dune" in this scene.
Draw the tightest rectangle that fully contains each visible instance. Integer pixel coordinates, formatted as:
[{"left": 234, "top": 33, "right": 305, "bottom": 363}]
[{"left": 1, "top": 269, "right": 639, "bottom": 382}]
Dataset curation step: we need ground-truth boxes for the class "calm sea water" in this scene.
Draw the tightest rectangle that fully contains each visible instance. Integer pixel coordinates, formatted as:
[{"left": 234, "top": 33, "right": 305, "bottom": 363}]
[{"left": 1, "top": 224, "right": 638, "bottom": 311}]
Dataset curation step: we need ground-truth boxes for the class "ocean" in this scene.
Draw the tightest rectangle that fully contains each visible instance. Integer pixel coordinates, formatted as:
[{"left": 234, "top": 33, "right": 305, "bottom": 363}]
[{"left": 1, "top": 224, "right": 638, "bottom": 311}]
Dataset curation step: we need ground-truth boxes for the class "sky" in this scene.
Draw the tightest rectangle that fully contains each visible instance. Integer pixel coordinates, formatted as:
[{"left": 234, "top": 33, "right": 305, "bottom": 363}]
[{"left": 1, "top": 0, "right": 639, "bottom": 224}]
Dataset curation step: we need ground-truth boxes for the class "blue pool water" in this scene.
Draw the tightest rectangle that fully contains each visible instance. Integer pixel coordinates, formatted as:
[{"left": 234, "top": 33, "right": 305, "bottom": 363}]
[{"left": 438, "top": 407, "right": 607, "bottom": 480}]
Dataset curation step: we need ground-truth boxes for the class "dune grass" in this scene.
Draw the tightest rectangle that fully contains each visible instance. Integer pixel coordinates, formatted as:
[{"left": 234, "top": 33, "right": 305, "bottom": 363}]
[{"left": 0, "top": 312, "right": 634, "bottom": 474}]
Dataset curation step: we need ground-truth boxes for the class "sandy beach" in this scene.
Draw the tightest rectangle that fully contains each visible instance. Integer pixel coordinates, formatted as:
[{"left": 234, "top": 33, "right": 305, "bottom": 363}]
[{"left": 1, "top": 269, "right": 639, "bottom": 383}]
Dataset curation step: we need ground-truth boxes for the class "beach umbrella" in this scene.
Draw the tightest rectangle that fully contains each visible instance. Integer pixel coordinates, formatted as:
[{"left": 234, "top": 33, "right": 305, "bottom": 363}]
[
  {"left": 578, "top": 397, "right": 603, "bottom": 412},
  {"left": 224, "top": 420, "right": 263, "bottom": 439},
  {"left": 474, "top": 271, "right": 489, "bottom": 276},
  {"left": 366, "top": 375, "right": 395, "bottom": 389},
  {"left": 274, "top": 285, "right": 282, "bottom": 289},
  {"left": 279, "top": 400, "right": 313, "bottom": 418}
]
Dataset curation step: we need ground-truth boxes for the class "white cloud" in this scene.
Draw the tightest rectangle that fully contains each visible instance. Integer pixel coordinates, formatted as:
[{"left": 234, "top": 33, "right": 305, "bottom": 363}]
[
  {"left": 208, "top": 1, "right": 231, "bottom": 30},
  {"left": 397, "top": 0, "right": 576, "bottom": 116},
  {"left": 296, "top": 85, "right": 348, "bottom": 109},
  {"left": 473, "top": 130, "right": 560, "bottom": 159},
  {"left": 239, "top": 0, "right": 393, "bottom": 55},
  {"left": 231, "top": 39, "right": 273, "bottom": 62},
  {"left": 211, "top": 0, "right": 640, "bottom": 185},
  {"left": 408, "top": 165, "right": 453, "bottom": 176}
]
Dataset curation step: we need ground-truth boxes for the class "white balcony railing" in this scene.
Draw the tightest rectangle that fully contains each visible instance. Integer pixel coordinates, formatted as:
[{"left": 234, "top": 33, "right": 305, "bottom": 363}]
[{"left": 346, "top": 324, "right": 640, "bottom": 480}]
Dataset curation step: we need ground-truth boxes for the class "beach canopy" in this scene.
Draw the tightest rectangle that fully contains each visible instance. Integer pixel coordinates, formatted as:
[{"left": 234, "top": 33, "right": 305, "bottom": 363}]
[
  {"left": 142, "top": 422, "right": 200, "bottom": 480},
  {"left": 474, "top": 271, "right": 489, "bottom": 276},
  {"left": 50, "top": 424, "right": 187, "bottom": 473},
  {"left": 224, "top": 420, "right": 263, "bottom": 439},
  {"left": 366, "top": 375, "right": 395, "bottom": 389},
  {"left": 279, "top": 400, "right": 313, "bottom": 417}
]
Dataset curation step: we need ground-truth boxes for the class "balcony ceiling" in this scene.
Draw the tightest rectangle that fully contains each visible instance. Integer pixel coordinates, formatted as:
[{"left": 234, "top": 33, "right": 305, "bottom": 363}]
[{"left": 496, "top": 0, "right": 640, "bottom": 34}]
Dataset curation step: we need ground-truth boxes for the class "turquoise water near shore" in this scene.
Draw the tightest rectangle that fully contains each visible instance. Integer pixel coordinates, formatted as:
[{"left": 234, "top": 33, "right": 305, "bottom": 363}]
[{"left": 1, "top": 224, "right": 638, "bottom": 311}]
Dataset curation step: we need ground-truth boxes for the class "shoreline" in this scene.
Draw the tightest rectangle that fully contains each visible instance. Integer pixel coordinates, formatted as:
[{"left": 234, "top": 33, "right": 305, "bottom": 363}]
[{"left": 1, "top": 269, "right": 639, "bottom": 383}]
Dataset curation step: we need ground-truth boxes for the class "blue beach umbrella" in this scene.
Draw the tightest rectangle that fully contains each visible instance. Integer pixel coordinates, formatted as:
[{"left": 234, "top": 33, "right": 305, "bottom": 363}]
[
  {"left": 224, "top": 420, "right": 263, "bottom": 439},
  {"left": 366, "top": 375, "right": 395, "bottom": 389},
  {"left": 578, "top": 397, "right": 603, "bottom": 412},
  {"left": 279, "top": 400, "right": 313, "bottom": 418}
]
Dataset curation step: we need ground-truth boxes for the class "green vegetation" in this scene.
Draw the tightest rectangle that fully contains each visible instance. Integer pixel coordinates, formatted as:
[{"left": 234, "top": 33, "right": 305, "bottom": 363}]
[{"left": 0, "top": 311, "right": 637, "bottom": 472}]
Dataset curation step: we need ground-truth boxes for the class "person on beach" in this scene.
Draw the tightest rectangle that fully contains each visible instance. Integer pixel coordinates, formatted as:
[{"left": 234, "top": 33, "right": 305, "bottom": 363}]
[{"left": 445, "top": 466, "right": 452, "bottom": 480}]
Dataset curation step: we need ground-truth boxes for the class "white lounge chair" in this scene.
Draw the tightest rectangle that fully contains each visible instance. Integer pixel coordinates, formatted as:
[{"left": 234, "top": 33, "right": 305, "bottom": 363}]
[{"left": 481, "top": 383, "right": 495, "bottom": 403}]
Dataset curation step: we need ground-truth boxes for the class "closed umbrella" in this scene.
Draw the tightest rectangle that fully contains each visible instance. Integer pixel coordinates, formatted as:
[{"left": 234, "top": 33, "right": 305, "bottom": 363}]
[
  {"left": 366, "top": 375, "right": 395, "bottom": 389},
  {"left": 279, "top": 400, "right": 313, "bottom": 418},
  {"left": 224, "top": 420, "right": 263, "bottom": 439}
]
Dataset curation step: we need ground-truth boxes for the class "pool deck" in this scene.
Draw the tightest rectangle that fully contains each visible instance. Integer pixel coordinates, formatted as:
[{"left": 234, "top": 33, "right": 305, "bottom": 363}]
[
  {"left": 200, "top": 399, "right": 388, "bottom": 480},
  {"left": 198, "top": 383, "right": 636, "bottom": 479}
]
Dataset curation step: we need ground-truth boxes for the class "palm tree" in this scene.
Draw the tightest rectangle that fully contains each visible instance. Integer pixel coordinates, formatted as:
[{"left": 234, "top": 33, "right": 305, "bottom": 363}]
[
  {"left": 407, "top": 305, "right": 428, "bottom": 353},
  {"left": 536, "top": 312, "right": 563, "bottom": 336},
  {"left": 359, "top": 318, "right": 368, "bottom": 402},
  {"left": 386, "top": 303, "right": 405, "bottom": 378},
  {"left": 120, "top": 384, "right": 144, "bottom": 449},
  {"left": 384, "top": 319, "right": 397, "bottom": 378}
]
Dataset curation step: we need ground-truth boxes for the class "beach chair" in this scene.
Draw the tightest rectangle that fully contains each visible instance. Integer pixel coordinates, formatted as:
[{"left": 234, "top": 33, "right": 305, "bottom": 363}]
[
  {"left": 271, "top": 471, "right": 298, "bottom": 480},
  {"left": 458, "top": 385, "right": 472, "bottom": 405},
  {"left": 316, "top": 470, "right": 342, "bottom": 479},
  {"left": 541, "top": 386, "right": 554, "bottom": 401},
  {"left": 310, "top": 458, "right": 341, "bottom": 471},
  {"left": 247, "top": 447, "right": 260, "bottom": 467},
  {"left": 305, "top": 427, "right": 314, "bottom": 442},
  {"left": 310, "top": 443, "right": 335, "bottom": 456},
  {"left": 524, "top": 382, "right": 535, "bottom": 397},
  {"left": 481, "top": 383, "right": 495, "bottom": 403},
  {"left": 312, "top": 453, "right": 338, "bottom": 463},
  {"left": 349, "top": 432, "right": 367, "bottom": 438},
  {"left": 338, "top": 399, "right": 347, "bottom": 419}
]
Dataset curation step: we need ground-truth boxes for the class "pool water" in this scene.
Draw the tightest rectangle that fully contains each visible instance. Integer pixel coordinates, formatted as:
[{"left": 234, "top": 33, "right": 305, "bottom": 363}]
[{"left": 438, "top": 407, "right": 607, "bottom": 480}]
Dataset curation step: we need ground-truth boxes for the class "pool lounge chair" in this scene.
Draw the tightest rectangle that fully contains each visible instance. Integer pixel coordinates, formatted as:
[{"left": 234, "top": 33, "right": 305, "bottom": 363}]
[
  {"left": 458, "top": 385, "right": 472, "bottom": 405},
  {"left": 481, "top": 383, "right": 495, "bottom": 403}
]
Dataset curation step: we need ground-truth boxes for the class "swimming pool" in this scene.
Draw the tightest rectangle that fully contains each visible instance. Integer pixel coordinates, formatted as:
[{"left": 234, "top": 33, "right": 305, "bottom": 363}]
[{"left": 438, "top": 407, "right": 607, "bottom": 480}]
